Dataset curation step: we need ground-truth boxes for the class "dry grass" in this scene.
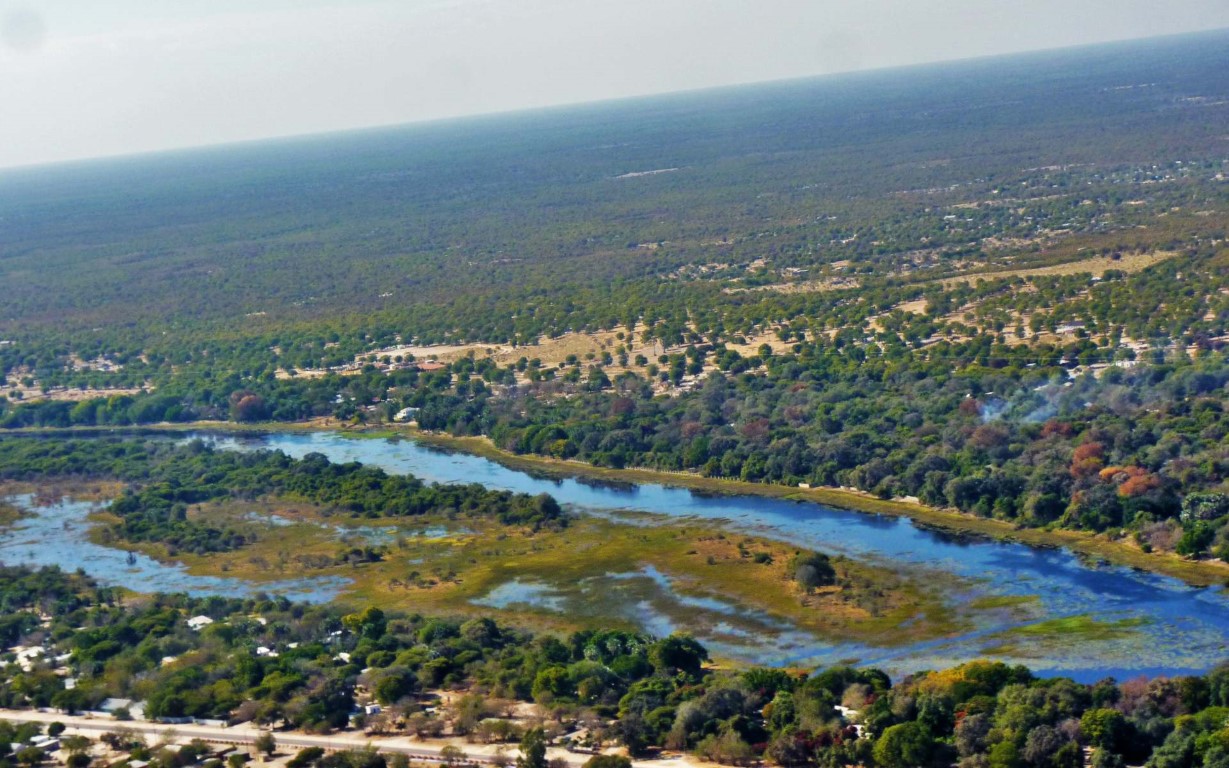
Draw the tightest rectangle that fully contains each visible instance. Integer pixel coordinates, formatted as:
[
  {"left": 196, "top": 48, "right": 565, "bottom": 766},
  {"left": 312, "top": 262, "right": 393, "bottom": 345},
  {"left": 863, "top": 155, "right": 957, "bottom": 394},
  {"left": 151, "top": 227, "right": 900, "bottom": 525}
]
[
  {"left": 2, "top": 384, "right": 148, "bottom": 404},
  {"left": 147, "top": 491, "right": 961, "bottom": 646},
  {"left": 936, "top": 250, "right": 1175, "bottom": 288},
  {"left": 724, "top": 333, "right": 798, "bottom": 358},
  {"left": 895, "top": 298, "right": 930, "bottom": 315},
  {"left": 355, "top": 331, "right": 657, "bottom": 371},
  {"left": 274, "top": 368, "right": 330, "bottom": 380},
  {"left": 352, "top": 251, "right": 1175, "bottom": 375},
  {"left": 0, "top": 479, "right": 126, "bottom": 503},
  {"left": 722, "top": 277, "right": 859, "bottom": 295}
]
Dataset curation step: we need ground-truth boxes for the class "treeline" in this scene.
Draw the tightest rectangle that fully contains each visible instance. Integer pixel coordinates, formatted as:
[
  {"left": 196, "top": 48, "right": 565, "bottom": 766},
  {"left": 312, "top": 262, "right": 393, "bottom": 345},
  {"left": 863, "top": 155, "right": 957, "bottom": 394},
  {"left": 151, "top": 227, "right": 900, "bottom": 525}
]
[
  {"left": 413, "top": 341, "right": 1229, "bottom": 560},
  {"left": 0, "top": 438, "right": 566, "bottom": 554},
  {"left": 477, "top": 347, "right": 1229, "bottom": 560},
  {"left": 2, "top": 31, "right": 1228, "bottom": 392},
  {"left": 6, "top": 323, "right": 1229, "bottom": 562},
  {"left": 5, "top": 565, "right": 1229, "bottom": 767}
]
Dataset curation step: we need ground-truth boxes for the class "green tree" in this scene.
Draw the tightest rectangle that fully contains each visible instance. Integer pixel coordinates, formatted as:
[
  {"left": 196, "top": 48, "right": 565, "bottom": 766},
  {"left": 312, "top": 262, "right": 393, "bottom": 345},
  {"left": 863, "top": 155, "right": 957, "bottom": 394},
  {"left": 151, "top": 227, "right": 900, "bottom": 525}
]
[
  {"left": 374, "top": 668, "right": 419, "bottom": 705},
  {"left": 342, "top": 606, "right": 387, "bottom": 639},
  {"left": 1146, "top": 731, "right": 1195, "bottom": 768},
  {"left": 66, "top": 754, "right": 91, "bottom": 768},
  {"left": 872, "top": 722, "right": 934, "bottom": 768},
  {"left": 517, "top": 728, "right": 547, "bottom": 768},
  {"left": 288, "top": 748, "right": 326, "bottom": 768},
  {"left": 255, "top": 732, "right": 277, "bottom": 757},
  {"left": 988, "top": 740, "right": 1022, "bottom": 768},
  {"left": 1089, "top": 748, "right": 1125, "bottom": 768},
  {"left": 1080, "top": 708, "right": 1127, "bottom": 751},
  {"left": 614, "top": 713, "right": 651, "bottom": 758},
  {"left": 583, "top": 757, "right": 631, "bottom": 768},
  {"left": 532, "top": 667, "right": 572, "bottom": 703},
  {"left": 649, "top": 634, "right": 708, "bottom": 678},
  {"left": 1052, "top": 741, "right": 1083, "bottom": 768},
  {"left": 696, "top": 728, "right": 755, "bottom": 766},
  {"left": 60, "top": 736, "right": 91, "bottom": 756},
  {"left": 791, "top": 552, "right": 836, "bottom": 591}
]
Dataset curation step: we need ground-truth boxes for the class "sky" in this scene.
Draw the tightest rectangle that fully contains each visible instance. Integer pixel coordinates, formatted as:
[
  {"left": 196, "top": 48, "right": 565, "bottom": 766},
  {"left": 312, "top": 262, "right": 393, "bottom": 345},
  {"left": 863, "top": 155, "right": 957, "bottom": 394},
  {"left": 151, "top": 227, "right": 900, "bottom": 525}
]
[{"left": 1, "top": 0, "right": 1228, "bottom": 170}]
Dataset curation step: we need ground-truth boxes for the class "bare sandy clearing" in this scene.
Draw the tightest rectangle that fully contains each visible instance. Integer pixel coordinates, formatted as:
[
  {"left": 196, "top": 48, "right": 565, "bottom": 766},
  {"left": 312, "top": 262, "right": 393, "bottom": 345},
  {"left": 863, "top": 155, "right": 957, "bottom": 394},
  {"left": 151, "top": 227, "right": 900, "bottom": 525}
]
[
  {"left": 936, "top": 250, "right": 1174, "bottom": 288},
  {"left": 616, "top": 167, "right": 680, "bottom": 179},
  {"left": 377, "top": 343, "right": 513, "bottom": 362},
  {"left": 896, "top": 298, "right": 930, "bottom": 315},
  {"left": 274, "top": 368, "right": 331, "bottom": 380},
  {"left": 3, "top": 384, "right": 149, "bottom": 404},
  {"left": 725, "top": 333, "right": 797, "bottom": 358},
  {"left": 356, "top": 331, "right": 665, "bottom": 372},
  {"left": 722, "top": 277, "right": 859, "bottom": 295}
]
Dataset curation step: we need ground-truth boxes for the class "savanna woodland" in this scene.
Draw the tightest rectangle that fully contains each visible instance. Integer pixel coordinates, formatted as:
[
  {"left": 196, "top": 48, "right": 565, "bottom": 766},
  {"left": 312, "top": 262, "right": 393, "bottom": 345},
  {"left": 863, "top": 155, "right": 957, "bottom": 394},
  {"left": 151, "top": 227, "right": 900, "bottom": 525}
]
[{"left": 3, "top": 28, "right": 1229, "bottom": 768}]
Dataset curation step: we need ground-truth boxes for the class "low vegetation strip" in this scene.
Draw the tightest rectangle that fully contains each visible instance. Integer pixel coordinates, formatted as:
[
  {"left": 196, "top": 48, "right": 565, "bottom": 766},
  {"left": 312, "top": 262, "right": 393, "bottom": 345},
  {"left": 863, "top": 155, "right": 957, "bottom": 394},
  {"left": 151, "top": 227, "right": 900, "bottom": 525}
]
[
  {"left": 0, "top": 438, "right": 566, "bottom": 555},
  {"left": 0, "top": 433, "right": 962, "bottom": 650},
  {"left": 1, "top": 565, "right": 1229, "bottom": 768},
  {"left": 934, "top": 249, "right": 1176, "bottom": 288}
]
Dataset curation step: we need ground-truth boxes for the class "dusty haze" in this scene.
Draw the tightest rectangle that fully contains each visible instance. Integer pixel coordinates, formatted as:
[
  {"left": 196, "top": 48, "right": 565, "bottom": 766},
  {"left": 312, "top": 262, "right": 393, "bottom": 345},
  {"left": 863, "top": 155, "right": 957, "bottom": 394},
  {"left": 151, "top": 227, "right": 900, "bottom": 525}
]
[{"left": 2, "top": 0, "right": 1228, "bottom": 169}]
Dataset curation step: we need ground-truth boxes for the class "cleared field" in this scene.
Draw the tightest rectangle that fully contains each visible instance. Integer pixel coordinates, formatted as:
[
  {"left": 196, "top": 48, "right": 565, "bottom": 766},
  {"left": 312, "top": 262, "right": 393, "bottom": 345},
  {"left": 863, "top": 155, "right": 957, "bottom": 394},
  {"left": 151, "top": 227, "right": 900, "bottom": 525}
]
[
  {"left": 895, "top": 298, "right": 930, "bottom": 315},
  {"left": 1, "top": 383, "right": 149, "bottom": 404},
  {"left": 936, "top": 249, "right": 1175, "bottom": 288},
  {"left": 722, "top": 277, "right": 859, "bottom": 295},
  {"left": 358, "top": 330, "right": 664, "bottom": 372}
]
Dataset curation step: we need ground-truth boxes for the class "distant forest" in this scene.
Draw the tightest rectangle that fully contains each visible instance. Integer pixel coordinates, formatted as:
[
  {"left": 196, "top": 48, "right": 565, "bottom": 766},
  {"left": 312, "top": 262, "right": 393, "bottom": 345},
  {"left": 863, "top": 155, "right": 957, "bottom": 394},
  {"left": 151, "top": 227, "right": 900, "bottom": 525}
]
[{"left": 3, "top": 32, "right": 1229, "bottom": 562}]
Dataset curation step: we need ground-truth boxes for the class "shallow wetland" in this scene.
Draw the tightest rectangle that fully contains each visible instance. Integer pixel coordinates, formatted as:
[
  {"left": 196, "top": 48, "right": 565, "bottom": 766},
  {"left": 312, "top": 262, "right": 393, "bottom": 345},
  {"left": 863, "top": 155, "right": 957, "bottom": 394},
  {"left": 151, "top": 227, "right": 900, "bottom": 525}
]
[{"left": 4, "top": 429, "right": 1229, "bottom": 681}]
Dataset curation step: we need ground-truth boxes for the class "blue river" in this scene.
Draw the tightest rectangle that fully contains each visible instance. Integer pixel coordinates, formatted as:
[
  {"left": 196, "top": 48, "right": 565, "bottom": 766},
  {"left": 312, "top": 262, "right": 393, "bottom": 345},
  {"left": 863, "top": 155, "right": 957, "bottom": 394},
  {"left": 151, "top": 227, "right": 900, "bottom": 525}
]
[
  {"left": 201, "top": 431, "right": 1229, "bottom": 681},
  {"left": 5, "top": 430, "right": 1228, "bottom": 681}
]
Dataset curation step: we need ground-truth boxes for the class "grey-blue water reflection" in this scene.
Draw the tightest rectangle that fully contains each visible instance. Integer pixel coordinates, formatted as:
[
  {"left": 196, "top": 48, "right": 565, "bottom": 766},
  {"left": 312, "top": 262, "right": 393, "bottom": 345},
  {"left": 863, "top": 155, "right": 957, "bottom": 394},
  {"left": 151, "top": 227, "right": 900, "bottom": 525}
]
[
  {"left": 4, "top": 427, "right": 1224, "bottom": 678},
  {"left": 184, "top": 431, "right": 1229, "bottom": 680},
  {"left": 0, "top": 494, "right": 350, "bottom": 601}
]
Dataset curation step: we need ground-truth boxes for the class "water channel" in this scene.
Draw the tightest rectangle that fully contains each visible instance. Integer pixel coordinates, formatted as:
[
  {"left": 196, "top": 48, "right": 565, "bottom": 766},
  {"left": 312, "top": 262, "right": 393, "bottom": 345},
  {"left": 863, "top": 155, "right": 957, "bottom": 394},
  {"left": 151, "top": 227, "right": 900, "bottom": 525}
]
[{"left": 4, "top": 430, "right": 1228, "bottom": 680}]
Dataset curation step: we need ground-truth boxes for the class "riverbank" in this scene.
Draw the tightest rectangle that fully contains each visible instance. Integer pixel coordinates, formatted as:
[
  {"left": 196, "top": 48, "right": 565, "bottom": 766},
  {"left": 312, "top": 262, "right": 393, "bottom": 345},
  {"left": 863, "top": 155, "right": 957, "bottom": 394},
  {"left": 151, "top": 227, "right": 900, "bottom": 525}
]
[
  {"left": 0, "top": 445, "right": 971, "bottom": 667},
  {"left": 7, "top": 420, "right": 1229, "bottom": 587},
  {"left": 64, "top": 479, "right": 964, "bottom": 654},
  {"left": 380, "top": 427, "right": 1229, "bottom": 589},
  {"left": 8, "top": 421, "right": 1229, "bottom": 676}
]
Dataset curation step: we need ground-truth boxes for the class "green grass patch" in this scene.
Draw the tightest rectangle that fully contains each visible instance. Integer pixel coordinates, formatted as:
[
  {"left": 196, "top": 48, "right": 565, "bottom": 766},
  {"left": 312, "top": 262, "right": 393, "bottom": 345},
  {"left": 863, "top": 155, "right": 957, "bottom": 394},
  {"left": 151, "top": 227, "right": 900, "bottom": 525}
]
[
  {"left": 968, "top": 595, "right": 1040, "bottom": 611},
  {"left": 17, "top": 423, "right": 1229, "bottom": 588},
  {"left": 1011, "top": 614, "right": 1150, "bottom": 639},
  {"left": 138, "top": 493, "right": 971, "bottom": 648},
  {"left": 979, "top": 614, "right": 1151, "bottom": 658},
  {"left": 391, "top": 428, "right": 1229, "bottom": 589}
]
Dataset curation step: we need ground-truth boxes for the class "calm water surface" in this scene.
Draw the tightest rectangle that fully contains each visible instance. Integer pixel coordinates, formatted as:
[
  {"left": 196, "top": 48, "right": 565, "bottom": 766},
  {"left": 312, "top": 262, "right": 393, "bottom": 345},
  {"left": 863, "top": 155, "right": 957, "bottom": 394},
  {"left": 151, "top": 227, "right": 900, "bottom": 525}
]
[
  {"left": 6, "top": 430, "right": 1229, "bottom": 679},
  {"left": 0, "top": 493, "right": 350, "bottom": 601},
  {"left": 186, "top": 431, "right": 1229, "bottom": 680}
]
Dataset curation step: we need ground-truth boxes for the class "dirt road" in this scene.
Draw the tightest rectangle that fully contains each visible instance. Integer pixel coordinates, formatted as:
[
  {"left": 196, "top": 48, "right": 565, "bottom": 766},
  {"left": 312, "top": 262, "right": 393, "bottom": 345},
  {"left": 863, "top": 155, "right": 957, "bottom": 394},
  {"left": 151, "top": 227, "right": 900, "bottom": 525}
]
[
  {"left": 0, "top": 709, "right": 545, "bottom": 766},
  {"left": 0, "top": 709, "right": 712, "bottom": 768}
]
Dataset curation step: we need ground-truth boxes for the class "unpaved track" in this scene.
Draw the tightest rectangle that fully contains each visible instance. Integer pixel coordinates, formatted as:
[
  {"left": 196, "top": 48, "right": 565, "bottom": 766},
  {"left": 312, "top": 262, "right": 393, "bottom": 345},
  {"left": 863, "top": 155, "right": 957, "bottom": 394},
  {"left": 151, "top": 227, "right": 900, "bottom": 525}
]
[
  {"left": 0, "top": 709, "right": 710, "bottom": 768},
  {"left": 0, "top": 709, "right": 552, "bottom": 766}
]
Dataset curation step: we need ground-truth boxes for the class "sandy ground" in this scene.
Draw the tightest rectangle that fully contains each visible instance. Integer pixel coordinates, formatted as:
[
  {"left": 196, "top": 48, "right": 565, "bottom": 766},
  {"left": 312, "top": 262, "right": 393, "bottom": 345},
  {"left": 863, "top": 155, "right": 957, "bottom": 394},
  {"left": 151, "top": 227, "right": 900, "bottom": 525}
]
[
  {"left": 936, "top": 249, "right": 1174, "bottom": 288},
  {"left": 894, "top": 298, "right": 930, "bottom": 315},
  {"left": 2, "top": 384, "right": 149, "bottom": 404},
  {"left": 272, "top": 250, "right": 1177, "bottom": 382},
  {"left": 343, "top": 331, "right": 667, "bottom": 376},
  {"left": 723, "top": 277, "right": 859, "bottom": 295},
  {"left": 0, "top": 710, "right": 719, "bottom": 768}
]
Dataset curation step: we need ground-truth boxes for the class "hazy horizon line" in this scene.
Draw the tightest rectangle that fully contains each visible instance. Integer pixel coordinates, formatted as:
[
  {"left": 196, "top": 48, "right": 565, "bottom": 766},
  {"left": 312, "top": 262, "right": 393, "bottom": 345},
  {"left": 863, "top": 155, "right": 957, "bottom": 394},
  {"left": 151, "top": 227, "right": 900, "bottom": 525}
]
[{"left": 3, "top": 24, "right": 1226, "bottom": 177}]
